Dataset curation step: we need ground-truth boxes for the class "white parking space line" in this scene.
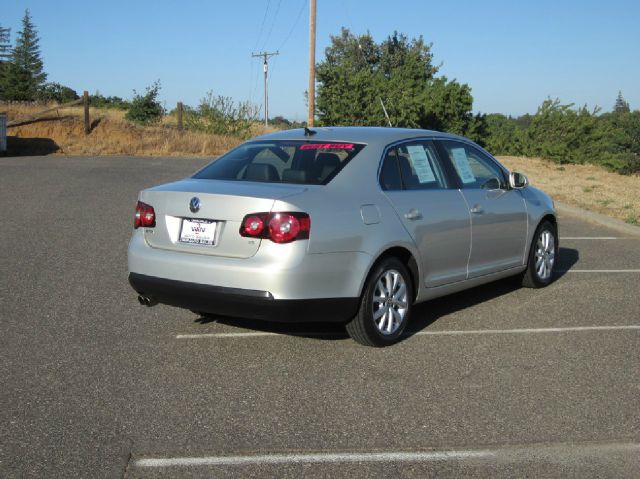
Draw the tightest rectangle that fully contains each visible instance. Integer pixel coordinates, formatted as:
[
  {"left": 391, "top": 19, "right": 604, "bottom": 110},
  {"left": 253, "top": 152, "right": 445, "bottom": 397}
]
[
  {"left": 178, "top": 332, "right": 278, "bottom": 339},
  {"left": 413, "top": 325, "right": 640, "bottom": 336},
  {"left": 134, "top": 442, "right": 640, "bottom": 469},
  {"left": 559, "top": 269, "right": 640, "bottom": 273},
  {"left": 176, "top": 325, "right": 640, "bottom": 340},
  {"left": 176, "top": 332, "right": 336, "bottom": 339},
  {"left": 560, "top": 236, "right": 619, "bottom": 240},
  {"left": 135, "top": 450, "right": 491, "bottom": 468}
]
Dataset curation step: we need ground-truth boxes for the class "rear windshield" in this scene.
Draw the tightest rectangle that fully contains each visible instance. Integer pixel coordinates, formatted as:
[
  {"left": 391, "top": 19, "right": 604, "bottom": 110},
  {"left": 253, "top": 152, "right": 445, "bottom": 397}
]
[{"left": 193, "top": 141, "right": 366, "bottom": 185}]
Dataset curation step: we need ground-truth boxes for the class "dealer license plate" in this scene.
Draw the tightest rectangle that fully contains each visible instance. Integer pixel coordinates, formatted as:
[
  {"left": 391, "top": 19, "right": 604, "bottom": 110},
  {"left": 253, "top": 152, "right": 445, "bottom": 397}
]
[{"left": 179, "top": 219, "right": 217, "bottom": 246}]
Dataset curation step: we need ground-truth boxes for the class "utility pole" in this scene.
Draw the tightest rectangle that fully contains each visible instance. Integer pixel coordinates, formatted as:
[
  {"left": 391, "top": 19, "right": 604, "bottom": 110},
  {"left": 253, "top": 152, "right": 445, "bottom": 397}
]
[
  {"left": 307, "top": 0, "right": 317, "bottom": 127},
  {"left": 252, "top": 50, "right": 279, "bottom": 127}
]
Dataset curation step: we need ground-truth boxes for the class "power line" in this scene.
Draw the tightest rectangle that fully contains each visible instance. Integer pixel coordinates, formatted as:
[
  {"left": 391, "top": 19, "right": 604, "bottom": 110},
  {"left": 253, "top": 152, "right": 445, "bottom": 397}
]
[
  {"left": 248, "top": 56, "right": 256, "bottom": 105},
  {"left": 262, "top": 0, "right": 282, "bottom": 50},
  {"left": 251, "top": 60, "right": 261, "bottom": 104},
  {"left": 266, "top": 56, "right": 279, "bottom": 118},
  {"left": 267, "top": 55, "right": 279, "bottom": 88},
  {"left": 252, "top": 0, "right": 272, "bottom": 52},
  {"left": 251, "top": 0, "right": 274, "bottom": 106},
  {"left": 277, "top": 0, "right": 307, "bottom": 51},
  {"left": 263, "top": 0, "right": 305, "bottom": 119}
]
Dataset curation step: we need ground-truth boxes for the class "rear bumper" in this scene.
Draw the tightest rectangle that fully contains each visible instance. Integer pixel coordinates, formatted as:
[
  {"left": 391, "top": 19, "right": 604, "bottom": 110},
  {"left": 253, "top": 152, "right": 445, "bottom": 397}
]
[
  {"left": 129, "top": 273, "right": 359, "bottom": 322},
  {"left": 128, "top": 232, "right": 372, "bottom": 300}
]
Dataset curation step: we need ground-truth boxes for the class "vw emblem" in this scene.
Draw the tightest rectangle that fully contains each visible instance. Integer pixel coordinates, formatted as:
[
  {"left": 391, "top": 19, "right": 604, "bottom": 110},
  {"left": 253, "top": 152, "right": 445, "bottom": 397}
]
[{"left": 189, "top": 197, "right": 201, "bottom": 213}]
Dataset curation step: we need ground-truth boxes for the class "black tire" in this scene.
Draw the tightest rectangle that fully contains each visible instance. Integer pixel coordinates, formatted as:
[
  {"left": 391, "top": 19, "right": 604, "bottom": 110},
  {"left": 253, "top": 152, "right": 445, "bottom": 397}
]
[
  {"left": 346, "top": 257, "right": 413, "bottom": 347},
  {"left": 521, "top": 220, "right": 558, "bottom": 288}
]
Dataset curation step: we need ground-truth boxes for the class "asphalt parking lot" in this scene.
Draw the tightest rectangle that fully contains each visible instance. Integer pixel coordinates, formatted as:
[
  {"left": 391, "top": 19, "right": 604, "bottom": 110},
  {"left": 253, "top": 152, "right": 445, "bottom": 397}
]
[{"left": 1, "top": 155, "right": 639, "bottom": 478}]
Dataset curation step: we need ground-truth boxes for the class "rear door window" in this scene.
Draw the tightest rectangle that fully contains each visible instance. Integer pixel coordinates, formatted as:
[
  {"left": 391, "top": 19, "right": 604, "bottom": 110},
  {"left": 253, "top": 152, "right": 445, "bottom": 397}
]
[
  {"left": 385, "top": 141, "right": 449, "bottom": 190},
  {"left": 193, "top": 141, "right": 365, "bottom": 185}
]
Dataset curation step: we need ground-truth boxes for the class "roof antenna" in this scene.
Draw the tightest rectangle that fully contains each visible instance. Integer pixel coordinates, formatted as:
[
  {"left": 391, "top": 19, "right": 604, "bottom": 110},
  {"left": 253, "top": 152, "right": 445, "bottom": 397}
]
[
  {"left": 304, "top": 126, "right": 317, "bottom": 136},
  {"left": 380, "top": 98, "right": 392, "bottom": 127}
]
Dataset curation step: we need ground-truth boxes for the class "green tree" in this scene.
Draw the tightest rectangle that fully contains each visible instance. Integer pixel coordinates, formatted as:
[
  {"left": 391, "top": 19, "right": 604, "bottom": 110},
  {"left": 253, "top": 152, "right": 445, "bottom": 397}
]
[
  {"left": 90, "top": 91, "right": 131, "bottom": 110},
  {"left": 482, "top": 113, "right": 520, "bottom": 154},
  {"left": 2, "top": 10, "right": 47, "bottom": 101},
  {"left": 38, "top": 82, "right": 79, "bottom": 103},
  {"left": 125, "top": 81, "right": 165, "bottom": 125},
  {"left": 422, "top": 76, "right": 474, "bottom": 134},
  {"left": 0, "top": 24, "right": 10, "bottom": 62},
  {"left": 316, "top": 28, "right": 475, "bottom": 133},
  {"left": 517, "top": 98, "right": 613, "bottom": 166},
  {"left": 0, "top": 24, "right": 10, "bottom": 99},
  {"left": 481, "top": 99, "right": 640, "bottom": 174},
  {"left": 315, "top": 29, "right": 385, "bottom": 126},
  {"left": 269, "top": 115, "right": 294, "bottom": 129},
  {"left": 603, "top": 110, "right": 640, "bottom": 173},
  {"left": 377, "top": 32, "right": 439, "bottom": 128},
  {"left": 613, "top": 91, "right": 630, "bottom": 114}
]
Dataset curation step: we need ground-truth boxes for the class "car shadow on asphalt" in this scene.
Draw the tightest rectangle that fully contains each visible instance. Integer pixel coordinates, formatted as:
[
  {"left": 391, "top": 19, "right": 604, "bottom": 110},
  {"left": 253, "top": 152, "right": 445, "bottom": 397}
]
[
  {"left": 405, "top": 247, "right": 579, "bottom": 339},
  {"left": 194, "top": 247, "right": 580, "bottom": 343},
  {"left": 555, "top": 247, "right": 579, "bottom": 278},
  {"left": 405, "top": 278, "right": 521, "bottom": 338},
  {"left": 195, "top": 314, "right": 350, "bottom": 340}
]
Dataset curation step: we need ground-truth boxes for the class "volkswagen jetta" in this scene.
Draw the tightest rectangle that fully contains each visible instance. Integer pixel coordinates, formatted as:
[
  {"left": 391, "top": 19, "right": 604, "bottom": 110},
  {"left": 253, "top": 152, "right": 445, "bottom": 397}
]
[{"left": 128, "top": 127, "right": 557, "bottom": 346}]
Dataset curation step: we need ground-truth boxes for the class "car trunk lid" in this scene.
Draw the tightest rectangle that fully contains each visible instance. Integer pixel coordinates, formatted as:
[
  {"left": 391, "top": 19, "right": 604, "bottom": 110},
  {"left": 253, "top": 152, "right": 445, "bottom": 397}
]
[{"left": 140, "top": 179, "right": 306, "bottom": 258}]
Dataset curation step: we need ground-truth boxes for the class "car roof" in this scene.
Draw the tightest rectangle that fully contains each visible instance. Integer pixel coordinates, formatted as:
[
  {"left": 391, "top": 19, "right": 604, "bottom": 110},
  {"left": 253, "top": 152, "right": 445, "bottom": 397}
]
[{"left": 251, "top": 126, "right": 467, "bottom": 145}]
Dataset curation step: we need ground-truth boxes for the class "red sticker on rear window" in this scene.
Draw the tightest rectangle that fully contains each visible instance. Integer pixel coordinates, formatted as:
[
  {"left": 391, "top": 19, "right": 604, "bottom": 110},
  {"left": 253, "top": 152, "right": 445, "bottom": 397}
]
[{"left": 300, "top": 143, "right": 354, "bottom": 150}]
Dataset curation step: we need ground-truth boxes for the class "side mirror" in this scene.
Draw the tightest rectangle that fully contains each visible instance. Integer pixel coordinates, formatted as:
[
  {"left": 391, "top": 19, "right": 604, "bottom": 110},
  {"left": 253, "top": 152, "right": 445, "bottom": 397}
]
[{"left": 509, "top": 171, "right": 529, "bottom": 189}]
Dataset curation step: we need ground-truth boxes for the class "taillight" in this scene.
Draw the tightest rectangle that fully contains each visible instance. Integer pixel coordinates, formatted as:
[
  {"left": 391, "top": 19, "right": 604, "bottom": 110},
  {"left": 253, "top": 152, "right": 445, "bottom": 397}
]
[
  {"left": 134, "top": 201, "right": 156, "bottom": 229},
  {"left": 269, "top": 213, "right": 309, "bottom": 243},
  {"left": 240, "top": 212, "right": 310, "bottom": 243},
  {"left": 242, "top": 215, "right": 265, "bottom": 236}
]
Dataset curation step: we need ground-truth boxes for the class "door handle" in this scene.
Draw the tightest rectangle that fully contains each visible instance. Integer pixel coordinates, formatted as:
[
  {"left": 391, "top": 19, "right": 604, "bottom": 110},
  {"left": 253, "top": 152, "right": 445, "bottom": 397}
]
[
  {"left": 404, "top": 208, "right": 422, "bottom": 220},
  {"left": 470, "top": 204, "right": 484, "bottom": 215}
]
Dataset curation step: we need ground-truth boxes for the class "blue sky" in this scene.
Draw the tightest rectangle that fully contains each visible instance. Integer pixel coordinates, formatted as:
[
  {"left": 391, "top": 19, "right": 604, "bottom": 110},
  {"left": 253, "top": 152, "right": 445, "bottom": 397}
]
[{"left": 2, "top": 0, "right": 639, "bottom": 120}]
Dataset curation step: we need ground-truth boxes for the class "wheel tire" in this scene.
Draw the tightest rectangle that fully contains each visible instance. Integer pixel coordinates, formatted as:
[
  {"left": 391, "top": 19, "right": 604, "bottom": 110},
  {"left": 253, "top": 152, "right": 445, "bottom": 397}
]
[
  {"left": 346, "top": 257, "right": 413, "bottom": 347},
  {"left": 521, "top": 220, "right": 558, "bottom": 288}
]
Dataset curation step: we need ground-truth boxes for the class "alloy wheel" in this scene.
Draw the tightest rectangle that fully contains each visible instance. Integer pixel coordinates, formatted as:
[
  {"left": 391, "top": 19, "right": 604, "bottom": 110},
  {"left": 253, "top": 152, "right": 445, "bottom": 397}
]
[
  {"left": 535, "top": 230, "right": 555, "bottom": 281},
  {"left": 372, "top": 269, "right": 409, "bottom": 335}
]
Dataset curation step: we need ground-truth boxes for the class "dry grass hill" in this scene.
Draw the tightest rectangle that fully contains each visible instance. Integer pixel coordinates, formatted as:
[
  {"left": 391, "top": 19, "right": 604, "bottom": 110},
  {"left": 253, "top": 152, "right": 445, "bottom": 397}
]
[
  {"left": 3, "top": 103, "right": 638, "bottom": 225},
  {"left": 4, "top": 103, "right": 244, "bottom": 157}
]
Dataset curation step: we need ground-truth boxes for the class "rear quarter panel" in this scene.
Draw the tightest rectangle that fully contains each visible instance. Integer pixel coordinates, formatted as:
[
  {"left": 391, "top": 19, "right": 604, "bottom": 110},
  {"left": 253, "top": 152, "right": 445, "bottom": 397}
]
[{"left": 272, "top": 145, "right": 421, "bottom": 299}]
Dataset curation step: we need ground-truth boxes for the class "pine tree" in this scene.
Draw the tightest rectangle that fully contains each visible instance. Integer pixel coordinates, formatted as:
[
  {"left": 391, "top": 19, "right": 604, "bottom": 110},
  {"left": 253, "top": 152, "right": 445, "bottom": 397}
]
[
  {"left": 3, "top": 10, "right": 47, "bottom": 101},
  {"left": 614, "top": 91, "right": 630, "bottom": 114},
  {"left": 0, "top": 24, "right": 11, "bottom": 99},
  {"left": 0, "top": 24, "right": 10, "bottom": 62}
]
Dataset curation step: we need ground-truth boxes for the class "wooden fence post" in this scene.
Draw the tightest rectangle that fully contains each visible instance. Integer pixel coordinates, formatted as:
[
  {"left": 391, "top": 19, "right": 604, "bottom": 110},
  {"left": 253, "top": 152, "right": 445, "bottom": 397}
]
[
  {"left": 83, "top": 91, "right": 90, "bottom": 134},
  {"left": 177, "top": 102, "right": 183, "bottom": 131}
]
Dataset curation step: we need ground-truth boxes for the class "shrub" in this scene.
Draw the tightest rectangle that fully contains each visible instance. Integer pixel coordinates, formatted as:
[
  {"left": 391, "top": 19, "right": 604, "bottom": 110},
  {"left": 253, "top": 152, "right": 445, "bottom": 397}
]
[
  {"left": 481, "top": 99, "right": 640, "bottom": 175},
  {"left": 125, "top": 81, "right": 164, "bottom": 125},
  {"left": 185, "top": 92, "right": 259, "bottom": 138},
  {"left": 483, "top": 113, "right": 520, "bottom": 154}
]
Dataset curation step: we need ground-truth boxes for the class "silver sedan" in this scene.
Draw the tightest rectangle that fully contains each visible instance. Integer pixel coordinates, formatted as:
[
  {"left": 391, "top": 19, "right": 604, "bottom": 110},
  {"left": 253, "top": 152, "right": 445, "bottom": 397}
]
[{"left": 128, "top": 127, "right": 557, "bottom": 346}]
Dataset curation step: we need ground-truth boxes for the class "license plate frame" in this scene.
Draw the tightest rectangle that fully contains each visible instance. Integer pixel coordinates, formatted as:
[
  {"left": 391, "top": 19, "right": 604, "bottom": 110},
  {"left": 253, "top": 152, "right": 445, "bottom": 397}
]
[{"left": 179, "top": 218, "right": 217, "bottom": 246}]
